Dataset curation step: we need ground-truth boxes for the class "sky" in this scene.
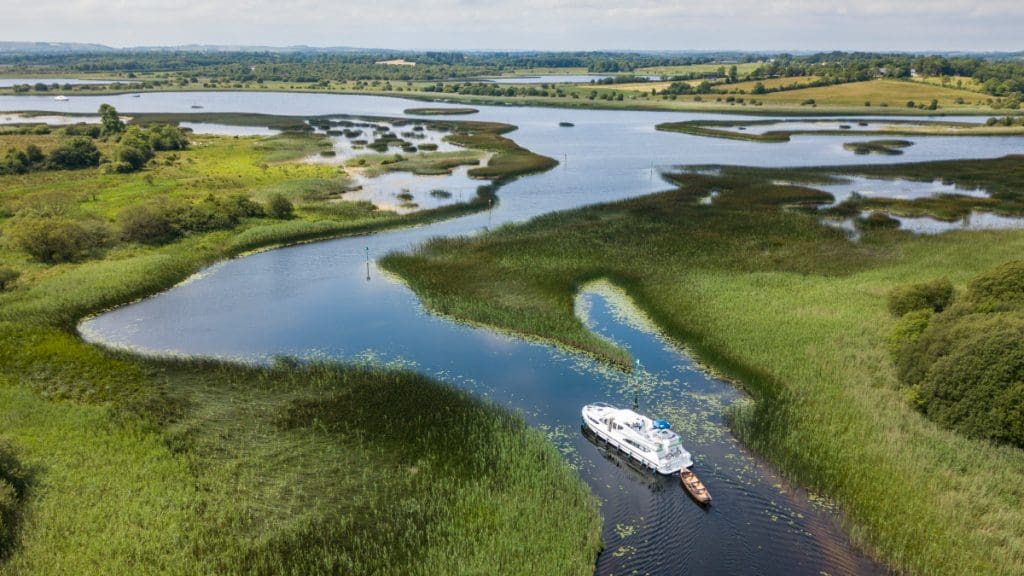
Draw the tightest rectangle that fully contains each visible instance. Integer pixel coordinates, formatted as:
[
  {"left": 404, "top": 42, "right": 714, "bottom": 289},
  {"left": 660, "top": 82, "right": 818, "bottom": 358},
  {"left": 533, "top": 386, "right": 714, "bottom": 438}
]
[{"left": 3, "top": 0, "right": 1023, "bottom": 52}]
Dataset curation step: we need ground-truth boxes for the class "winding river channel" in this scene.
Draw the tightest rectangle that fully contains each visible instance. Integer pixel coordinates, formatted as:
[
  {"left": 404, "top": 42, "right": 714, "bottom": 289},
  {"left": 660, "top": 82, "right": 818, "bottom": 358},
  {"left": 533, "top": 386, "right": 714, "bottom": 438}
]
[{"left": 7, "top": 91, "right": 1024, "bottom": 574}]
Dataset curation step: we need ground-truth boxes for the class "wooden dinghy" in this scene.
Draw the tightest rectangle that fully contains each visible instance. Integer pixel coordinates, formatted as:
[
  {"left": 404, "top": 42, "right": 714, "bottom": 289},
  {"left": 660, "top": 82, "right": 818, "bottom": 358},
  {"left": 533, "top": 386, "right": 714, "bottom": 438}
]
[{"left": 680, "top": 469, "right": 711, "bottom": 505}]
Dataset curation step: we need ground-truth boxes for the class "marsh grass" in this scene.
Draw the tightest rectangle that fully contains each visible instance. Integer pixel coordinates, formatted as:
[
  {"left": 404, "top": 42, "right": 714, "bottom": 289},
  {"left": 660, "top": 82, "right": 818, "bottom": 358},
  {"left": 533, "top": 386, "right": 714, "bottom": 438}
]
[
  {"left": 843, "top": 139, "right": 914, "bottom": 155},
  {"left": 657, "top": 118, "right": 1024, "bottom": 142},
  {"left": 382, "top": 157, "right": 1024, "bottom": 575}
]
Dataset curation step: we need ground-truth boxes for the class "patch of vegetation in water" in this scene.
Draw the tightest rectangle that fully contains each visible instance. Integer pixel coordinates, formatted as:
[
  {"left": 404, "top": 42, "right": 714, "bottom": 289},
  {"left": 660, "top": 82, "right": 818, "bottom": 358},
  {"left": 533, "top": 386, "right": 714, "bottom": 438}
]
[
  {"left": 843, "top": 139, "right": 914, "bottom": 155},
  {"left": 404, "top": 107, "right": 479, "bottom": 116},
  {"left": 657, "top": 118, "right": 1024, "bottom": 143},
  {"left": 381, "top": 156, "right": 1024, "bottom": 576}
]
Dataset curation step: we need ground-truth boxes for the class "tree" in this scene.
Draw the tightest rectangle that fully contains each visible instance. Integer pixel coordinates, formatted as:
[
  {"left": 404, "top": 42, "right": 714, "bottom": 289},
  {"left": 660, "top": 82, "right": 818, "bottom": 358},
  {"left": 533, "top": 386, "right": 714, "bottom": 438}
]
[
  {"left": 728, "top": 65, "right": 738, "bottom": 83},
  {"left": 99, "top": 104, "right": 125, "bottom": 137},
  {"left": 752, "top": 81, "right": 767, "bottom": 95}
]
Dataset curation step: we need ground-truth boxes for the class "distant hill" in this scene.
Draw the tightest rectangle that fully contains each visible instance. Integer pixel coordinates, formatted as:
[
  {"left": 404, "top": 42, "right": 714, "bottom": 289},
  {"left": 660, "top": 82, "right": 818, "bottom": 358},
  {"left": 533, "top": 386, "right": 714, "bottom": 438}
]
[
  {"left": 0, "top": 42, "right": 375, "bottom": 55},
  {"left": 0, "top": 42, "right": 116, "bottom": 54}
]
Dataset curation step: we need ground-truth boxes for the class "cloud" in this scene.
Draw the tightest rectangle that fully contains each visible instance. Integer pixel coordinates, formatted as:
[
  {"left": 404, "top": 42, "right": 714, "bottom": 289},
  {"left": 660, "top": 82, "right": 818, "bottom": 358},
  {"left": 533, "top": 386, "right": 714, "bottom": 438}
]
[{"left": 2, "top": 0, "right": 1021, "bottom": 50}]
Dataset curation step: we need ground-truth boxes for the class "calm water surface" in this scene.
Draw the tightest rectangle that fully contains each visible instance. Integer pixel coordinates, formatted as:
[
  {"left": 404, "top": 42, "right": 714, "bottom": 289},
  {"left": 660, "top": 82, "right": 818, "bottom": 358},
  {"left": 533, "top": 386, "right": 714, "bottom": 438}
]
[{"left": 8, "top": 91, "right": 1022, "bottom": 574}]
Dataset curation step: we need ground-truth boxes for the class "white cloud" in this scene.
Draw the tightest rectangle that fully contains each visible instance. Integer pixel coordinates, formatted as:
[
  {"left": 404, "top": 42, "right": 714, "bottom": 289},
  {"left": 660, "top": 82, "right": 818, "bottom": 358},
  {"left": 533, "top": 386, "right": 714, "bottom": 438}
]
[{"left": 1, "top": 0, "right": 1021, "bottom": 50}]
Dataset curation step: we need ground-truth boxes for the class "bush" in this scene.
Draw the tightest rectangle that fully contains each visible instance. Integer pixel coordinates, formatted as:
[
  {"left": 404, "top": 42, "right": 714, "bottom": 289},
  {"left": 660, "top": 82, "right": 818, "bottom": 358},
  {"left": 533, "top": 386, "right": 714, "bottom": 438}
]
[
  {"left": 5, "top": 217, "right": 113, "bottom": 263},
  {"left": 266, "top": 193, "right": 294, "bottom": 219},
  {"left": 171, "top": 194, "right": 264, "bottom": 232},
  {"left": 63, "top": 123, "right": 102, "bottom": 138},
  {"left": 0, "top": 440, "right": 29, "bottom": 559},
  {"left": 915, "top": 315, "right": 1024, "bottom": 446},
  {"left": 963, "top": 259, "right": 1024, "bottom": 311},
  {"left": 887, "top": 308, "right": 933, "bottom": 357},
  {"left": 47, "top": 137, "right": 102, "bottom": 170},
  {"left": 890, "top": 262, "right": 1024, "bottom": 448},
  {"left": 0, "top": 267, "right": 19, "bottom": 291},
  {"left": 119, "top": 204, "right": 180, "bottom": 245},
  {"left": 113, "top": 126, "right": 154, "bottom": 171},
  {"left": 147, "top": 124, "right": 189, "bottom": 151},
  {"left": 887, "top": 277, "right": 955, "bottom": 317}
]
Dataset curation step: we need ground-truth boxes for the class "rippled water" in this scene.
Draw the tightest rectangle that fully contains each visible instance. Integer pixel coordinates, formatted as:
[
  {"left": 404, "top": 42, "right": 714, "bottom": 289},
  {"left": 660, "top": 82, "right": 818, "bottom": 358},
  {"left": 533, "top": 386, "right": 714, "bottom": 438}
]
[{"left": 8, "top": 90, "right": 1022, "bottom": 574}]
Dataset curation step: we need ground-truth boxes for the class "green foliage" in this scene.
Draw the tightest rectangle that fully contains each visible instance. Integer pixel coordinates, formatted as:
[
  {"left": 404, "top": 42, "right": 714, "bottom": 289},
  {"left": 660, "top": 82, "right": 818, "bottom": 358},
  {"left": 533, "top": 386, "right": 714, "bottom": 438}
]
[
  {"left": 99, "top": 103, "right": 125, "bottom": 137},
  {"left": 171, "top": 194, "right": 264, "bottom": 233},
  {"left": 0, "top": 439, "right": 29, "bottom": 560},
  {"left": 963, "top": 259, "right": 1024, "bottom": 310},
  {"left": 891, "top": 262, "right": 1024, "bottom": 448},
  {"left": 887, "top": 277, "right": 955, "bottom": 317},
  {"left": 147, "top": 124, "right": 189, "bottom": 151},
  {"left": 887, "top": 308, "right": 933, "bottom": 357},
  {"left": 5, "top": 217, "right": 113, "bottom": 263},
  {"left": 855, "top": 211, "right": 901, "bottom": 231},
  {"left": 0, "top": 268, "right": 19, "bottom": 292},
  {"left": 265, "top": 193, "right": 294, "bottom": 219},
  {"left": 118, "top": 203, "right": 181, "bottom": 245},
  {"left": 47, "top": 137, "right": 102, "bottom": 170},
  {"left": 113, "top": 125, "right": 154, "bottom": 171}
]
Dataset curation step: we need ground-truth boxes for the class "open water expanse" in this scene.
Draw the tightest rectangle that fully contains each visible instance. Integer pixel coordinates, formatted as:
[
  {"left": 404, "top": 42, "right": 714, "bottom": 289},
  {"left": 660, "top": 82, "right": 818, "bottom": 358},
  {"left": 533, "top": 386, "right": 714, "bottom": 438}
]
[{"left": 7, "top": 91, "right": 1022, "bottom": 574}]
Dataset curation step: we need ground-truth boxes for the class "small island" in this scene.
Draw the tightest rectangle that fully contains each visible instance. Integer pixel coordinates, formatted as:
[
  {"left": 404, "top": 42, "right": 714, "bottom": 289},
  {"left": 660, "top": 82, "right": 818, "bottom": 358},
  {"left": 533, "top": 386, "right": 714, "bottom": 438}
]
[
  {"left": 404, "top": 107, "right": 479, "bottom": 115},
  {"left": 843, "top": 139, "right": 915, "bottom": 155}
]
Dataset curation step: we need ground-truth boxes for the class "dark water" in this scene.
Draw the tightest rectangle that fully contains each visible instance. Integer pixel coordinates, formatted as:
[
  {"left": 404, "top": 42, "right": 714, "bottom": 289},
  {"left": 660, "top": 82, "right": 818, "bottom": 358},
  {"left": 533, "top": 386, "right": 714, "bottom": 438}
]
[{"left": 8, "top": 91, "right": 1021, "bottom": 574}]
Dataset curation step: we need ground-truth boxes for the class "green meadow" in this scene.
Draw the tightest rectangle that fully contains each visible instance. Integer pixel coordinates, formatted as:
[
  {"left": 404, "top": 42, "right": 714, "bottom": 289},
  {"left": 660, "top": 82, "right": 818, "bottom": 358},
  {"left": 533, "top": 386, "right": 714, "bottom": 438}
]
[
  {"left": 382, "top": 158, "right": 1024, "bottom": 575},
  {"left": 0, "top": 116, "right": 601, "bottom": 574}
]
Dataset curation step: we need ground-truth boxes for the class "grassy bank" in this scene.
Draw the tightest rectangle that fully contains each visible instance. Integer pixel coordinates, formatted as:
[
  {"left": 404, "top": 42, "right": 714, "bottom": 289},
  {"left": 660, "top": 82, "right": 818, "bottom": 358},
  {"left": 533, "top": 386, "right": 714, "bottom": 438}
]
[
  {"left": 656, "top": 118, "right": 1024, "bottom": 142},
  {"left": 381, "top": 158, "right": 1024, "bottom": 575},
  {"left": 3, "top": 78, "right": 1018, "bottom": 116},
  {"left": 0, "top": 118, "right": 600, "bottom": 574}
]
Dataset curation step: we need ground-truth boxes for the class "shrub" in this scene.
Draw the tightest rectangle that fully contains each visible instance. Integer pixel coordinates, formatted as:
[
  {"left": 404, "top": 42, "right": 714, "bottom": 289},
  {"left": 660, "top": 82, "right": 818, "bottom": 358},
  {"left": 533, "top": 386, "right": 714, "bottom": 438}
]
[
  {"left": 0, "top": 440, "right": 29, "bottom": 559},
  {"left": 887, "top": 308, "right": 933, "bottom": 357},
  {"left": 119, "top": 204, "right": 180, "bottom": 245},
  {"left": 113, "top": 126, "right": 154, "bottom": 171},
  {"left": 147, "top": 124, "right": 189, "bottom": 151},
  {"left": 63, "top": 123, "right": 102, "bottom": 138},
  {"left": 171, "top": 194, "right": 264, "bottom": 233},
  {"left": 890, "top": 262, "right": 1024, "bottom": 448},
  {"left": 963, "top": 260, "right": 1024, "bottom": 311},
  {"left": 266, "top": 193, "right": 295, "bottom": 219},
  {"left": 5, "top": 217, "right": 113, "bottom": 263},
  {"left": 0, "top": 267, "right": 19, "bottom": 291},
  {"left": 887, "top": 277, "right": 955, "bottom": 317},
  {"left": 47, "top": 137, "right": 102, "bottom": 170},
  {"left": 915, "top": 315, "right": 1024, "bottom": 446}
]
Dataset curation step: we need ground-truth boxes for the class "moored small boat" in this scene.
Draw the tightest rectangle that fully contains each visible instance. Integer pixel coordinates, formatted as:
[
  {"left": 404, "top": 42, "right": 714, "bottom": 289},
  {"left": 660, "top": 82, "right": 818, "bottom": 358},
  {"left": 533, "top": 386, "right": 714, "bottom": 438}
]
[
  {"left": 53, "top": 95, "right": 69, "bottom": 101},
  {"left": 680, "top": 469, "right": 711, "bottom": 505}
]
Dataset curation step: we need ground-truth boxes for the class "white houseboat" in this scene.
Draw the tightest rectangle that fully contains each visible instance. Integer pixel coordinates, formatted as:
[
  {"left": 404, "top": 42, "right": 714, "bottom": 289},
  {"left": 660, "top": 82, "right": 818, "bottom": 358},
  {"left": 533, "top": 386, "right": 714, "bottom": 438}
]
[{"left": 581, "top": 403, "right": 692, "bottom": 474}]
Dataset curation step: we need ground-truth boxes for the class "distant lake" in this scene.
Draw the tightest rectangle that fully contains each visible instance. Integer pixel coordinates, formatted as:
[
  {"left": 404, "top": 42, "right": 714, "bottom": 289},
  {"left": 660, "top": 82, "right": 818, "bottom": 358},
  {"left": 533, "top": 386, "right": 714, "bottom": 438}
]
[{"left": 0, "top": 77, "right": 117, "bottom": 88}]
